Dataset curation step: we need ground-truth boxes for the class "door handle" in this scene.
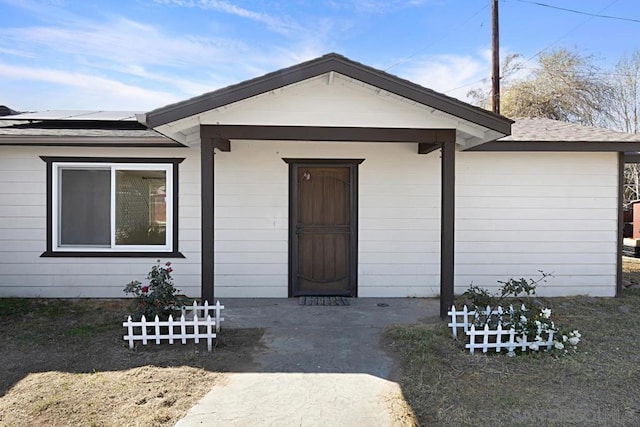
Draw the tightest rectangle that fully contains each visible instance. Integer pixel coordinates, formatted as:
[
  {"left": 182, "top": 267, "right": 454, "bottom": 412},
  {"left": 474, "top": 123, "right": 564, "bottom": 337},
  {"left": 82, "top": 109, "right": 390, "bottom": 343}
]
[{"left": 295, "top": 225, "right": 301, "bottom": 235}]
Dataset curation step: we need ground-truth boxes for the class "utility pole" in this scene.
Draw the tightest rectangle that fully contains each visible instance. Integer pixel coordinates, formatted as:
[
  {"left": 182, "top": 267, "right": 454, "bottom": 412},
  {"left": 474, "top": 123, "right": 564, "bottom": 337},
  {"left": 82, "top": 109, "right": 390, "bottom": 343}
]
[{"left": 492, "top": 0, "right": 500, "bottom": 114}]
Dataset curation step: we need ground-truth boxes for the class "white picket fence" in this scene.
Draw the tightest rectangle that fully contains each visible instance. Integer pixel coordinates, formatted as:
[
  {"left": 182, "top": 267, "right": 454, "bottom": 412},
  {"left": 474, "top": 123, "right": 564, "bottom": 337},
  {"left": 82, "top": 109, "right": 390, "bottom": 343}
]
[
  {"left": 181, "top": 300, "right": 225, "bottom": 332},
  {"left": 123, "top": 300, "right": 224, "bottom": 352},
  {"left": 448, "top": 305, "right": 555, "bottom": 354}
]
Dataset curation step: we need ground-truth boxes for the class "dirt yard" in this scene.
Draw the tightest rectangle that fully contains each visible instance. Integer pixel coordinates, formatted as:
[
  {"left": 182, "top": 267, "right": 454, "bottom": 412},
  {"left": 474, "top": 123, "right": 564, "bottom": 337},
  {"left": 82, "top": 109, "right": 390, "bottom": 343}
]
[
  {"left": 0, "top": 299, "right": 264, "bottom": 427},
  {"left": 385, "top": 258, "right": 640, "bottom": 426},
  {"left": 3, "top": 260, "right": 640, "bottom": 426},
  {"left": 623, "top": 255, "right": 640, "bottom": 288}
]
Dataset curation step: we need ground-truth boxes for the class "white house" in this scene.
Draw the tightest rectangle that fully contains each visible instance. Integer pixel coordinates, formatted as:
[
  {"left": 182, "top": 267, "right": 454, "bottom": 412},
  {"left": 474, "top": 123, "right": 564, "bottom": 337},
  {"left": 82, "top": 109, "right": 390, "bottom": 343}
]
[{"left": 1, "top": 53, "right": 638, "bottom": 317}]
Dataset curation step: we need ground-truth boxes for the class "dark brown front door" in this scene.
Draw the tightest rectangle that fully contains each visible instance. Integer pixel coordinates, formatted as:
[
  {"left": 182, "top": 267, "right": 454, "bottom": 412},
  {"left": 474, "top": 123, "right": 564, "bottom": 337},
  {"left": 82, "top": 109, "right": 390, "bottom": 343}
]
[{"left": 288, "top": 160, "right": 360, "bottom": 297}]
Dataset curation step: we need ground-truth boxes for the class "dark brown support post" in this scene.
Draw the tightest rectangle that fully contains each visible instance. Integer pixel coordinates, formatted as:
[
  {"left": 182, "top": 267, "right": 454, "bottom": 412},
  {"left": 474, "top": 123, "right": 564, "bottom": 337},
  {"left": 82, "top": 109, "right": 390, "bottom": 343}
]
[
  {"left": 617, "top": 152, "right": 624, "bottom": 297},
  {"left": 440, "top": 141, "right": 455, "bottom": 319},
  {"left": 201, "top": 137, "right": 215, "bottom": 303}
]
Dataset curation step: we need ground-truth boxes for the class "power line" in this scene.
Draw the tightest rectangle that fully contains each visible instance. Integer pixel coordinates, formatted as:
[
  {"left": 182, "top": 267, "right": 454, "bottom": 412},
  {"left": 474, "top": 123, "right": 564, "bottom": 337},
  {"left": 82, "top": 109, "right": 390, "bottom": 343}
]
[
  {"left": 518, "top": 66, "right": 640, "bottom": 78},
  {"left": 444, "top": 77, "right": 490, "bottom": 94},
  {"left": 521, "top": 0, "right": 621, "bottom": 65},
  {"left": 514, "top": 0, "right": 640, "bottom": 23},
  {"left": 384, "top": 3, "right": 490, "bottom": 71},
  {"left": 443, "top": 62, "right": 640, "bottom": 96}
]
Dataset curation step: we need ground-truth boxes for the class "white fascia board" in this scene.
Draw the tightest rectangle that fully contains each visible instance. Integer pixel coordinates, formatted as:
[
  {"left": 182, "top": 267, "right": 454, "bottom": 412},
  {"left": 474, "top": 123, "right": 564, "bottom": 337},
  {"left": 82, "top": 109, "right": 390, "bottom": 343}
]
[
  {"left": 154, "top": 123, "right": 189, "bottom": 145},
  {"left": 459, "top": 129, "right": 507, "bottom": 151}
]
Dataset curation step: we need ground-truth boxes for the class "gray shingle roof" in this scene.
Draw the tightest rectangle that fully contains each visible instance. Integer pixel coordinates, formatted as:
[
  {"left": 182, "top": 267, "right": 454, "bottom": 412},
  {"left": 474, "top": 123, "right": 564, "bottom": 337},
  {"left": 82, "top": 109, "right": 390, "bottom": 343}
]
[
  {"left": 500, "top": 117, "right": 640, "bottom": 142},
  {"left": 0, "top": 126, "right": 161, "bottom": 138}
]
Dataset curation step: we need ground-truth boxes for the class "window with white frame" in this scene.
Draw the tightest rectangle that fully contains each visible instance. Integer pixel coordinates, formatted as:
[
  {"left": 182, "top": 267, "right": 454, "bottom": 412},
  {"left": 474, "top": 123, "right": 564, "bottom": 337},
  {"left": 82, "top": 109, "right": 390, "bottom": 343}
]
[{"left": 51, "top": 162, "right": 174, "bottom": 252}]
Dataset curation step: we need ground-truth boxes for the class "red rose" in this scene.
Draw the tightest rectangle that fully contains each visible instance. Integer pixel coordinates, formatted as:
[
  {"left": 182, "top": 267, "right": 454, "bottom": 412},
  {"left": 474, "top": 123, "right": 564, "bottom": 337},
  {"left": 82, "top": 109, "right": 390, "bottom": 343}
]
[
  {"left": 166, "top": 267, "right": 173, "bottom": 273},
  {"left": 141, "top": 286, "right": 149, "bottom": 293},
  {"left": 165, "top": 261, "right": 172, "bottom": 266}
]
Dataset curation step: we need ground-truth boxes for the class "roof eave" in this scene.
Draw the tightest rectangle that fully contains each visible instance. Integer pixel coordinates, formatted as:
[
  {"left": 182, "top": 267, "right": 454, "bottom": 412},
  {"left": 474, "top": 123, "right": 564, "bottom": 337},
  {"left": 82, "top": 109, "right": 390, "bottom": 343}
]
[
  {"left": 0, "top": 135, "right": 186, "bottom": 147},
  {"left": 468, "top": 140, "right": 640, "bottom": 152}
]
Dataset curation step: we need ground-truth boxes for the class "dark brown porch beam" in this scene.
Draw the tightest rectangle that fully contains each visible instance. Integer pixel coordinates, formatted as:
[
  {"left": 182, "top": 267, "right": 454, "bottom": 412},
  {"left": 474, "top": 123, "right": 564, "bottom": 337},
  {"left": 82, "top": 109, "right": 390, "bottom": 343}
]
[
  {"left": 201, "top": 124, "right": 456, "bottom": 143},
  {"left": 418, "top": 142, "right": 441, "bottom": 154},
  {"left": 201, "top": 138, "right": 215, "bottom": 303},
  {"left": 212, "top": 137, "right": 231, "bottom": 152},
  {"left": 200, "top": 125, "right": 231, "bottom": 152},
  {"left": 440, "top": 141, "right": 455, "bottom": 319}
]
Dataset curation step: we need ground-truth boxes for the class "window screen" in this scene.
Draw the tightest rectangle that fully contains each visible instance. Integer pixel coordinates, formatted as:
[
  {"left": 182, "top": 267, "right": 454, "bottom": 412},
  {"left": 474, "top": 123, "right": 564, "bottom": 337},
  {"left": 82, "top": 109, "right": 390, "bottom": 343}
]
[{"left": 60, "top": 169, "right": 111, "bottom": 246}]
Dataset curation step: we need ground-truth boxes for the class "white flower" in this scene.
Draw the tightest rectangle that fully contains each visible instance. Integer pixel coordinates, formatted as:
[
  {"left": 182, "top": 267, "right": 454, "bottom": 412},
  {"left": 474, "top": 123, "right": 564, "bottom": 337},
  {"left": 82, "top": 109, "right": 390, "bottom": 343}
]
[
  {"left": 535, "top": 335, "right": 543, "bottom": 342},
  {"left": 568, "top": 337, "right": 580, "bottom": 346},
  {"left": 530, "top": 343, "right": 539, "bottom": 351},
  {"left": 541, "top": 308, "right": 552, "bottom": 319},
  {"left": 555, "top": 342, "right": 565, "bottom": 350},
  {"left": 520, "top": 315, "right": 527, "bottom": 323},
  {"left": 562, "top": 335, "right": 568, "bottom": 342},
  {"left": 572, "top": 330, "right": 581, "bottom": 338}
]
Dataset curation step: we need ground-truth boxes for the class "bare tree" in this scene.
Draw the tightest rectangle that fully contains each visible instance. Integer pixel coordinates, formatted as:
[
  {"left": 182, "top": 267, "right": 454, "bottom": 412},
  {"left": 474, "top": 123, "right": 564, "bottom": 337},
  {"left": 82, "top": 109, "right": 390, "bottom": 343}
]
[
  {"left": 609, "top": 52, "right": 640, "bottom": 207},
  {"left": 467, "top": 53, "right": 524, "bottom": 110},
  {"left": 624, "top": 164, "right": 640, "bottom": 209},
  {"left": 498, "top": 49, "right": 613, "bottom": 126},
  {"left": 467, "top": 48, "right": 640, "bottom": 207},
  {"left": 610, "top": 51, "right": 640, "bottom": 134}
]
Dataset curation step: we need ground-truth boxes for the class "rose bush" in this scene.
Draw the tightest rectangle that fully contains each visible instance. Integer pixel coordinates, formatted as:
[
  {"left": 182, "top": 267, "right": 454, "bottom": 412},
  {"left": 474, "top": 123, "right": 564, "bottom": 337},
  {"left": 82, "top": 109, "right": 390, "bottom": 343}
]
[
  {"left": 123, "top": 260, "right": 188, "bottom": 321},
  {"left": 463, "top": 272, "right": 580, "bottom": 356}
]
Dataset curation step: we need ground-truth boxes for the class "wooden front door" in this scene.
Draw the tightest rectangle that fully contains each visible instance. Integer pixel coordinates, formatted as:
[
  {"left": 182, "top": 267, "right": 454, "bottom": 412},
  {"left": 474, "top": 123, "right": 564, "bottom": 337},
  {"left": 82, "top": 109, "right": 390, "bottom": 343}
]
[{"left": 288, "top": 160, "right": 360, "bottom": 297}]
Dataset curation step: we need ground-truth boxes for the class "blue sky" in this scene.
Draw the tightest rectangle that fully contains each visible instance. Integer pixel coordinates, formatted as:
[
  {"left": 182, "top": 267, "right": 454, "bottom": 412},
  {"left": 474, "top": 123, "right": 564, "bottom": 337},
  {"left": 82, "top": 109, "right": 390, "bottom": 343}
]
[{"left": 0, "top": 0, "right": 638, "bottom": 112}]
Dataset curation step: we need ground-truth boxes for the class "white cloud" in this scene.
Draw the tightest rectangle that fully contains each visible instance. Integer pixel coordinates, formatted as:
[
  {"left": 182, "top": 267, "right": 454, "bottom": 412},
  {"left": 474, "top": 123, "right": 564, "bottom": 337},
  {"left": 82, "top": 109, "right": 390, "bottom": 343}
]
[
  {"left": 325, "top": 0, "right": 429, "bottom": 13},
  {"left": 0, "top": 47, "right": 36, "bottom": 58},
  {"left": 0, "top": 18, "right": 247, "bottom": 70},
  {"left": 154, "top": 0, "right": 303, "bottom": 35},
  {"left": 397, "top": 52, "right": 491, "bottom": 102},
  {"left": 0, "top": 9, "right": 333, "bottom": 110},
  {"left": 0, "top": 62, "right": 181, "bottom": 110}
]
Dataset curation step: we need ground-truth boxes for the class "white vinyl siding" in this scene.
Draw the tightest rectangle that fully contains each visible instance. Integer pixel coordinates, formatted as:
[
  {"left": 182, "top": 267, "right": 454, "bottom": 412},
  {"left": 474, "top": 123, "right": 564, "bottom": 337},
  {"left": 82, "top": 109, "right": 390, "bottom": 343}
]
[
  {"left": 213, "top": 140, "right": 441, "bottom": 298},
  {"left": 455, "top": 151, "right": 618, "bottom": 297},
  {"left": 0, "top": 145, "right": 619, "bottom": 299},
  {"left": 0, "top": 146, "right": 201, "bottom": 298}
]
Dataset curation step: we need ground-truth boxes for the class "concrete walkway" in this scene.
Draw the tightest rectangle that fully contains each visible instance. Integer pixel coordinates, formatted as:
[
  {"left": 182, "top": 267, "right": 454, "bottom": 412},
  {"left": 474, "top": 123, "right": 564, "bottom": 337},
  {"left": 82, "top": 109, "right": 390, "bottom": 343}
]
[{"left": 175, "top": 298, "right": 438, "bottom": 426}]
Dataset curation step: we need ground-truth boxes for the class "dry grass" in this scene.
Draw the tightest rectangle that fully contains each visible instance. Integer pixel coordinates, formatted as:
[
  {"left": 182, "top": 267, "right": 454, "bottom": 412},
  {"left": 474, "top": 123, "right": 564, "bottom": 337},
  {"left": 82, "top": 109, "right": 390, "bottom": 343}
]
[
  {"left": 4, "top": 261, "right": 640, "bottom": 426},
  {"left": 385, "top": 261, "right": 640, "bottom": 426},
  {"left": 0, "top": 299, "right": 264, "bottom": 427}
]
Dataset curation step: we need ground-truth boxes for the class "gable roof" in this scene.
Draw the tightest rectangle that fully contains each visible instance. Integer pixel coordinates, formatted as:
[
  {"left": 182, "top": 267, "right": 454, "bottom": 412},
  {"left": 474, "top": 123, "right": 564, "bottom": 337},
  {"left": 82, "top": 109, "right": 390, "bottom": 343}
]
[{"left": 142, "top": 53, "right": 513, "bottom": 135}]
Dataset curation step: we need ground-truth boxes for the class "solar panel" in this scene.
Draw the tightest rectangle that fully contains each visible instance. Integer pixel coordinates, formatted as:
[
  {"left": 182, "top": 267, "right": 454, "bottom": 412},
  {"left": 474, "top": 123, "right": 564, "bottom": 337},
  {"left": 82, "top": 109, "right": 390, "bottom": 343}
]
[{"left": 0, "top": 110, "right": 142, "bottom": 121}]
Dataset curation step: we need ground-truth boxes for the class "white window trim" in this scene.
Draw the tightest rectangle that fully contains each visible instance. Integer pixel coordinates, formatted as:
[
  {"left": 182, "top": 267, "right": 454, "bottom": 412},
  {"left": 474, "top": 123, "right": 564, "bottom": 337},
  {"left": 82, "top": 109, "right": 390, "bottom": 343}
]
[{"left": 52, "top": 162, "right": 174, "bottom": 252}]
